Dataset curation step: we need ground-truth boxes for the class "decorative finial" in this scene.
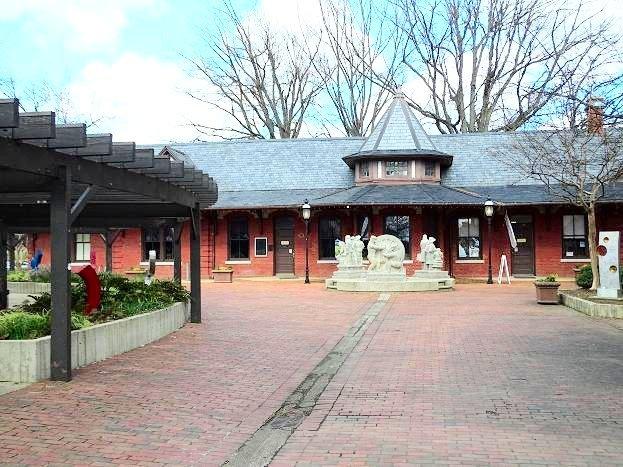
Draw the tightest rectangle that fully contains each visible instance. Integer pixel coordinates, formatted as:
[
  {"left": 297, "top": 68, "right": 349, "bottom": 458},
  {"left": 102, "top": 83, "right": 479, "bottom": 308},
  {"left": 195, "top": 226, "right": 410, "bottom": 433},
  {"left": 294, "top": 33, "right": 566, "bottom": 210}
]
[{"left": 394, "top": 86, "right": 405, "bottom": 99}]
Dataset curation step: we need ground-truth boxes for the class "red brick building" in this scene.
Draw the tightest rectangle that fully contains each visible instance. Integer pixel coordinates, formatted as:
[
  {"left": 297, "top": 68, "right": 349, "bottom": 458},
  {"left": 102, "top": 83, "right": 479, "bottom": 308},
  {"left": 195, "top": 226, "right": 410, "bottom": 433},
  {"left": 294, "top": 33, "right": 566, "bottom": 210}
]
[{"left": 27, "top": 93, "right": 623, "bottom": 280}]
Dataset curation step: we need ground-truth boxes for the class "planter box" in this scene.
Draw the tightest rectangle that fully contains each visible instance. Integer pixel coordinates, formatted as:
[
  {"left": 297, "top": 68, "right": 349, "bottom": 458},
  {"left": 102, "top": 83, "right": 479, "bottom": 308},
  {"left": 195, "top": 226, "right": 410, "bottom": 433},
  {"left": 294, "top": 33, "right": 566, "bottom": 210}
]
[
  {"left": 213, "top": 270, "right": 233, "bottom": 283},
  {"left": 0, "top": 302, "right": 189, "bottom": 383},
  {"left": 560, "top": 292, "right": 623, "bottom": 319},
  {"left": 8, "top": 281, "right": 51, "bottom": 294},
  {"left": 535, "top": 282, "right": 561, "bottom": 304}
]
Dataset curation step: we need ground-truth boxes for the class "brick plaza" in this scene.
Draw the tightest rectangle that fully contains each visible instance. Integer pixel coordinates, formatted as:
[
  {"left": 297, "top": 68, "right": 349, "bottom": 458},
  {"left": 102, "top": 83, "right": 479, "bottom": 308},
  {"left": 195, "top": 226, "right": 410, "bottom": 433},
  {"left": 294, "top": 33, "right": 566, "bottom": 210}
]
[{"left": 1, "top": 282, "right": 622, "bottom": 466}]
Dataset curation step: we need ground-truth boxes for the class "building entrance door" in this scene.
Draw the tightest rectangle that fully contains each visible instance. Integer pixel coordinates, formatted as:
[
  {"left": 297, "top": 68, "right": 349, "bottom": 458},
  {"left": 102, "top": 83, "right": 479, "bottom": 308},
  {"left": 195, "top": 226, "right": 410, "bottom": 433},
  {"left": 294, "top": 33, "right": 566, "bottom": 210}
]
[
  {"left": 275, "top": 216, "right": 295, "bottom": 275},
  {"left": 510, "top": 215, "right": 535, "bottom": 276}
]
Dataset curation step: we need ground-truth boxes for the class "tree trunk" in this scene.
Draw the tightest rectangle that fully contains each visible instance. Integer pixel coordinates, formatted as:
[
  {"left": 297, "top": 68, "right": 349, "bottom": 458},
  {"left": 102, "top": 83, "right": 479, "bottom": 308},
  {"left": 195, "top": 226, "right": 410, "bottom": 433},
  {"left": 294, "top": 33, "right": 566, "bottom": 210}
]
[{"left": 587, "top": 203, "right": 599, "bottom": 290}]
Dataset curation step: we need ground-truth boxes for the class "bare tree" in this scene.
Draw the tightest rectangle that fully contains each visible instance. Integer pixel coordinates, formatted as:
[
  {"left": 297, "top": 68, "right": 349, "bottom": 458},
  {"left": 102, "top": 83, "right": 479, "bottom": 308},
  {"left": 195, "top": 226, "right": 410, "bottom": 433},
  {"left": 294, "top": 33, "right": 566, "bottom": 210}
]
[
  {"left": 496, "top": 83, "right": 623, "bottom": 289},
  {"left": 186, "top": 4, "right": 325, "bottom": 139},
  {"left": 314, "top": 0, "right": 403, "bottom": 137},
  {"left": 395, "top": 0, "right": 620, "bottom": 134},
  {"left": 0, "top": 78, "right": 105, "bottom": 128}
]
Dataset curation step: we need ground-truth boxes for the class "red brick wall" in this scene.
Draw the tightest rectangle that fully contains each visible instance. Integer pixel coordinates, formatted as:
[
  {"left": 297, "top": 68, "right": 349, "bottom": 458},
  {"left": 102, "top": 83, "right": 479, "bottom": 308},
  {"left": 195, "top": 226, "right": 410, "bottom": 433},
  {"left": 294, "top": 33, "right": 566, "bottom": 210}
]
[{"left": 24, "top": 205, "right": 623, "bottom": 280}]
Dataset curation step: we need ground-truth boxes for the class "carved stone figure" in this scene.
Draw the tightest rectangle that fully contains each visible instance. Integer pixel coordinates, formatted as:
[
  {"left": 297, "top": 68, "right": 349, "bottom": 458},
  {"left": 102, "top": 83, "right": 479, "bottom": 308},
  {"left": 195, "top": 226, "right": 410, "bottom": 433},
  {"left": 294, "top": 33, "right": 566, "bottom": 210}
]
[
  {"left": 336, "top": 235, "right": 364, "bottom": 269},
  {"left": 416, "top": 234, "right": 443, "bottom": 270},
  {"left": 367, "top": 234, "right": 405, "bottom": 273}
]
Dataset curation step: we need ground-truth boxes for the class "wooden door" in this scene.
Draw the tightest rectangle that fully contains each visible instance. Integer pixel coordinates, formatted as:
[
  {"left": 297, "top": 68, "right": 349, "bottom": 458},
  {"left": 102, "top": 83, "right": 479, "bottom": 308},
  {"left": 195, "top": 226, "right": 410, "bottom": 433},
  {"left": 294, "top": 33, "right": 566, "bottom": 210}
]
[
  {"left": 275, "top": 216, "right": 295, "bottom": 275},
  {"left": 510, "top": 215, "right": 535, "bottom": 276}
]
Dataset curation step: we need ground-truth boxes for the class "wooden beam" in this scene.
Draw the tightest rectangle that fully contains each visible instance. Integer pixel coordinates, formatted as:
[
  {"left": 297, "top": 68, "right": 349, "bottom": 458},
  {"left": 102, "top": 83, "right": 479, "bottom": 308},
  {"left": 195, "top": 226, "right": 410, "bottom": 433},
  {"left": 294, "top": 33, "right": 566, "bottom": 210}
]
[
  {"left": 136, "top": 156, "right": 171, "bottom": 175},
  {"left": 173, "top": 223, "right": 182, "bottom": 283},
  {"left": 0, "top": 202, "right": 193, "bottom": 219},
  {"left": 0, "top": 138, "right": 200, "bottom": 208},
  {"left": 160, "top": 160, "right": 185, "bottom": 179},
  {"left": 69, "top": 185, "right": 97, "bottom": 224},
  {"left": 108, "top": 142, "right": 137, "bottom": 163},
  {"left": 165, "top": 167, "right": 199, "bottom": 184},
  {"left": 23, "top": 124, "right": 87, "bottom": 149},
  {"left": 190, "top": 203, "right": 201, "bottom": 323},
  {"left": 58, "top": 133, "right": 113, "bottom": 157},
  {"left": 101, "top": 229, "right": 123, "bottom": 272},
  {"left": 0, "top": 99, "right": 19, "bottom": 128},
  {"left": 0, "top": 221, "right": 8, "bottom": 310},
  {"left": 115, "top": 148, "right": 153, "bottom": 169},
  {"left": 50, "top": 165, "right": 72, "bottom": 381},
  {"left": 0, "top": 111, "right": 56, "bottom": 140}
]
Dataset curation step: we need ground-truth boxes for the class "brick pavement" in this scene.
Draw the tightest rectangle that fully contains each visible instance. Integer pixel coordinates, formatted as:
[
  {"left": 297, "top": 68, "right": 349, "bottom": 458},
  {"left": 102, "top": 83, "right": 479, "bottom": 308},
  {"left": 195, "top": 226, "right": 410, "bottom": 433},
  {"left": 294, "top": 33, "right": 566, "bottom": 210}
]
[
  {"left": 0, "top": 282, "right": 376, "bottom": 466},
  {"left": 1, "top": 282, "right": 623, "bottom": 466},
  {"left": 272, "top": 284, "right": 623, "bottom": 466}
]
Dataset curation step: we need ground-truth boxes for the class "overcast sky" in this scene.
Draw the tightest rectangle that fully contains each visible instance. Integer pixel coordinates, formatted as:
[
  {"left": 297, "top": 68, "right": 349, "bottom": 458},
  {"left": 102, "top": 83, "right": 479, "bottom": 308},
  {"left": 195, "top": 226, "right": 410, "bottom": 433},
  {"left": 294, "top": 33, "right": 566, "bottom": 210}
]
[{"left": 1, "top": 0, "right": 621, "bottom": 143}]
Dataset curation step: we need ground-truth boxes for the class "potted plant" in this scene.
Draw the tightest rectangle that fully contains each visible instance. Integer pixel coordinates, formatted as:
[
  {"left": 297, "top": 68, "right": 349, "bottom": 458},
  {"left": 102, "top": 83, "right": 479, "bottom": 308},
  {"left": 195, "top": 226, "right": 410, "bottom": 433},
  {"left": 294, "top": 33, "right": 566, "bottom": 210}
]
[
  {"left": 213, "top": 265, "right": 234, "bottom": 283},
  {"left": 534, "top": 274, "right": 561, "bottom": 304}
]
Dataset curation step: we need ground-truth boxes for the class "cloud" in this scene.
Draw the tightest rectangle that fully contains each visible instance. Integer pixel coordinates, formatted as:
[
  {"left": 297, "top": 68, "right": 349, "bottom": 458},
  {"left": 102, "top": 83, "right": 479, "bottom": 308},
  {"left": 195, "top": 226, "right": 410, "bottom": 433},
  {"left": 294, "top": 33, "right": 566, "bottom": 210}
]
[
  {"left": 67, "top": 53, "right": 222, "bottom": 143},
  {"left": 0, "top": 0, "right": 157, "bottom": 51}
]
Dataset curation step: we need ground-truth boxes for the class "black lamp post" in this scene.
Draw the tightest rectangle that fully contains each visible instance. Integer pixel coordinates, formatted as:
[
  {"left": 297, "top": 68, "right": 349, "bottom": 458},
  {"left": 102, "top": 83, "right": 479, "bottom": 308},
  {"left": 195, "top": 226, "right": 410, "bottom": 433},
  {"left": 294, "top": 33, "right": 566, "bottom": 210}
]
[
  {"left": 484, "top": 198, "right": 494, "bottom": 284},
  {"left": 301, "top": 200, "right": 311, "bottom": 284}
]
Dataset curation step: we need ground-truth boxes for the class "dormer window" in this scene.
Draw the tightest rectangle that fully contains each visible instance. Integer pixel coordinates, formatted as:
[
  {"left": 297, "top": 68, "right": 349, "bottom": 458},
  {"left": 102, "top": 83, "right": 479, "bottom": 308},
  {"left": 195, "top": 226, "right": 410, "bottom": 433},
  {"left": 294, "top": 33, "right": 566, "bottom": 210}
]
[
  {"left": 359, "top": 161, "right": 370, "bottom": 177},
  {"left": 424, "top": 161, "right": 435, "bottom": 177},
  {"left": 386, "top": 161, "right": 409, "bottom": 177}
]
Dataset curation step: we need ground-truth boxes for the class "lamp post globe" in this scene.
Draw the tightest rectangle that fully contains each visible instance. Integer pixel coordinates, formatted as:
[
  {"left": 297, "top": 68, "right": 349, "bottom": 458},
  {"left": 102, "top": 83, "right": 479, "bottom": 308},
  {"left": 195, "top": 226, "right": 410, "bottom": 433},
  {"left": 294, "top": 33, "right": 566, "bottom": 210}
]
[
  {"left": 302, "top": 200, "right": 311, "bottom": 221},
  {"left": 484, "top": 198, "right": 494, "bottom": 218},
  {"left": 484, "top": 198, "right": 494, "bottom": 284},
  {"left": 301, "top": 200, "right": 311, "bottom": 284}
]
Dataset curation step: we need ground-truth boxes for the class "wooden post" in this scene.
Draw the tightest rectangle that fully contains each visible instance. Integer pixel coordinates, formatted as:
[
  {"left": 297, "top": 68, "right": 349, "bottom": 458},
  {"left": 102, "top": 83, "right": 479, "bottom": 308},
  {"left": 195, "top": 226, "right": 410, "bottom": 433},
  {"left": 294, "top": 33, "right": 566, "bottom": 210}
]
[
  {"left": 101, "top": 230, "right": 122, "bottom": 273},
  {"left": 173, "top": 223, "right": 182, "bottom": 283},
  {"left": 190, "top": 204, "right": 201, "bottom": 323},
  {"left": 50, "top": 165, "right": 72, "bottom": 381},
  {"left": 7, "top": 234, "right": 16, "bottom": 271},
  {"left": 0, "top": 221, "right": 8, "bottom": 310},
  {"left": 105, "top": 231, "right": 113, "bottom": 272}
]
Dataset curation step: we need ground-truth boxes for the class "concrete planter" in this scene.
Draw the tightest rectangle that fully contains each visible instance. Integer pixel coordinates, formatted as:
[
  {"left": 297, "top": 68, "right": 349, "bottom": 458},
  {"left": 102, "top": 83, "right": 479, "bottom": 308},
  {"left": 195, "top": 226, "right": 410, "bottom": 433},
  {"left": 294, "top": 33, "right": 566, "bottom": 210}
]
[
  {"left": 0, "top": 302, "right": 189, "bottom": 383},
  {"left": 534, "top": 282, "right": 561, "bottom": 304},
  {"left": 213, "top": 270, "right": 233, "bottom": 283},
  {"left": 8, "top": 281, "right": 51, "bottom": 294},
  {"left": 560, "top": 292, "right": 623, "bottom": 319}
]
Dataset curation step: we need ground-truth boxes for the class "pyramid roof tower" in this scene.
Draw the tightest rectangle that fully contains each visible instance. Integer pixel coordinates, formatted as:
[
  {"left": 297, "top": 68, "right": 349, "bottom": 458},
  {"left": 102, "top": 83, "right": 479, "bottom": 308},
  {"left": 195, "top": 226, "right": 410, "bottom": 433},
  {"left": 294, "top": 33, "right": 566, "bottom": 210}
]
[
  {"left": 342, "top": 91, "right": 452, "bottom": 168},
  {"left": 360, "top": 90, "right": 436, "bottom": 152}
]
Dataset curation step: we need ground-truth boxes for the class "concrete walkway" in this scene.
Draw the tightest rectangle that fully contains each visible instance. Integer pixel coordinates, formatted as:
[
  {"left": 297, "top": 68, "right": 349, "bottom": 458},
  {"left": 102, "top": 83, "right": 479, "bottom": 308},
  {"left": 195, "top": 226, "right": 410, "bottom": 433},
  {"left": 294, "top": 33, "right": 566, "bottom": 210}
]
[{"left": 1, "top": 282, "right": 622, "bottom": 465}]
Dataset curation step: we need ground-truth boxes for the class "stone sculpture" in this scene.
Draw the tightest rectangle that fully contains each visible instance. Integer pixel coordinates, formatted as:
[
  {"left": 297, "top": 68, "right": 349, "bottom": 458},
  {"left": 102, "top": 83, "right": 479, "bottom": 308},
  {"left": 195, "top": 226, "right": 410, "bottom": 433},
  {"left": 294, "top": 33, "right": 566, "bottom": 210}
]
[
  {"left": 416, "top": 234, "right": 444, "bottom": 270},
  {"left": 597, "top": 231, "right": 621, "bottom": 299},
  {"left": 330, "top": 235, "right": 366, "bottom": 280},
  {"left": 336, "top": 235, "right": 365, "bottom": 268},
  {"left": 325, "top": 233, "right": 455, "bottom": 292},
  {"left": 367, "top": 234, "right": 405, "bottom": 274}
]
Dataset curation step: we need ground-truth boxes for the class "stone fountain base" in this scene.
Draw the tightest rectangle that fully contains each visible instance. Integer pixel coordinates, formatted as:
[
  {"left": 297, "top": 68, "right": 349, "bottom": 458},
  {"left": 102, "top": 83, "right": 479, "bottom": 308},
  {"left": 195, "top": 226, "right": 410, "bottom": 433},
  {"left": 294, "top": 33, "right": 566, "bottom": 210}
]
[{"left": 325, "top": 269, "right": 454, "bottom": 292}]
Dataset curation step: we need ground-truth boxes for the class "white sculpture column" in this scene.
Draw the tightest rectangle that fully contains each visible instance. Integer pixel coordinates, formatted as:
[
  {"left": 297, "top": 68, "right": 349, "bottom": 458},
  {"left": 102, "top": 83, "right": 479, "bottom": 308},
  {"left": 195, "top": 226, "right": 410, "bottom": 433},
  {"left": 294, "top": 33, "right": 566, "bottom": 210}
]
[{"left": 597, "top": 231, "right": 622, "bottom": 299}]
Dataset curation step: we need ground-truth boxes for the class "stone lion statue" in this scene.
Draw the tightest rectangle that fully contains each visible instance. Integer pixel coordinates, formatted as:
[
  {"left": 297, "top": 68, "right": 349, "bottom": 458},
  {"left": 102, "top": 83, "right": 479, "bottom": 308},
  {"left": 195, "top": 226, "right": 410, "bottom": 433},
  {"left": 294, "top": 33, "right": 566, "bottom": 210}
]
[{"left": 367, "top": 234, "right": 405, "bottom": 273}]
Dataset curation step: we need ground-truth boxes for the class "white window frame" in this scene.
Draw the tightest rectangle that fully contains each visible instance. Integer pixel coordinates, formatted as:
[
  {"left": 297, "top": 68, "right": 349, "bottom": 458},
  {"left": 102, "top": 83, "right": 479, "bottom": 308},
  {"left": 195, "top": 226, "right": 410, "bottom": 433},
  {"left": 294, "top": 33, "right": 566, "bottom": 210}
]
[
  {"left": 74, "top": 233, "right": 91, "bottom": 262},
  {"left": 385, "top": 160, "right": 409, "bottom": 177},
  {"left": 254, "top": 237, "right": 268, "bottom": 257}
]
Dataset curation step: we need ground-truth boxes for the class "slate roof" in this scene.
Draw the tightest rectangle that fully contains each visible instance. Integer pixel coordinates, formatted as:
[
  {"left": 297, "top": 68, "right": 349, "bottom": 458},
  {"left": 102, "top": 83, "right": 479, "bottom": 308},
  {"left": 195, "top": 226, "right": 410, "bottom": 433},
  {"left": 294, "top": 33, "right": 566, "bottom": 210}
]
[
  {"left": 359, "top": 92, "right": 436, "bottom": 152},
  {"left": 149, "top": 138, "right": 361, "bottom": 193},
  {"left": 142, "top": 94, "right": 623, "bottom": 209},
  {"left": 313, "top": 184, "right": 484, "bottom": 206}
]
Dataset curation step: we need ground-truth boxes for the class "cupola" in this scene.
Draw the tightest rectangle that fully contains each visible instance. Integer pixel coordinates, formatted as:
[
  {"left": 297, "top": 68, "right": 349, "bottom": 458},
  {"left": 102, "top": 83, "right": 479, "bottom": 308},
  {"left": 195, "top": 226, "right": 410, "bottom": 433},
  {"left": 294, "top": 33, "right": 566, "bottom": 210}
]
[{"left": 343, "top": 91, "right": 452, "bottom": 185}]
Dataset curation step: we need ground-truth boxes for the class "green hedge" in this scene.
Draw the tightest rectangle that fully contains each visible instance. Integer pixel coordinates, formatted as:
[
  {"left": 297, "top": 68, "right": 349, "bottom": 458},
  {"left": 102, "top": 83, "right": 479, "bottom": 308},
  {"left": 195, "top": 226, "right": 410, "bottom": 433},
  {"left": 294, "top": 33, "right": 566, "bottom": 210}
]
[
  {"left": 1, "top": 273, "right": 190, "bottom": 340},
  {"left": 576, "top": 264, "right": 623, "bottom": 289}
]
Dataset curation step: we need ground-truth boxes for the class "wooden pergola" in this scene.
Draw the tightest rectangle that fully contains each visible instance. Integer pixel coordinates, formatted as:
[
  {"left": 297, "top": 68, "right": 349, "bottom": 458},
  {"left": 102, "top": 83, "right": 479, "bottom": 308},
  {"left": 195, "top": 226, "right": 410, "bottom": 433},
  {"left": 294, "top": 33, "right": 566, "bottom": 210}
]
[{"left": 0, "top": 98, "right": 218, "bottom": 381}]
